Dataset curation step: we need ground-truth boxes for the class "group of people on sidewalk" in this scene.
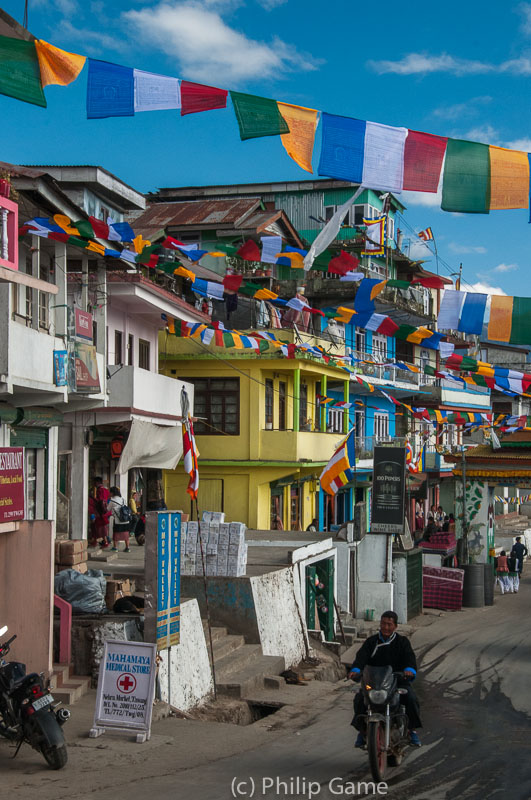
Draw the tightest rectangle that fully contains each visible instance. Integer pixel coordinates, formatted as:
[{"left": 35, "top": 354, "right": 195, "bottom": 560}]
[
  {"left": 415, "top": 502, "right": 455, "bottom": 543},
  {"left": 495, "top": 537, "right": 528, "bottom": 594},
  {"left": 88, "top": 478, "right": 134, "bottom": 553}
]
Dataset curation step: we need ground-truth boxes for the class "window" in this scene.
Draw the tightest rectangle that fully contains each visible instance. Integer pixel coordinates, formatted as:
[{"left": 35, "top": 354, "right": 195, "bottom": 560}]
[
  {"left": 138, "top": 338, "right": 150, "bottom": 371},
  {"left": 355, "top": 327, "right": 366, "bottom": 354},
  {"left": 265, "top": 379, "right": 274, "bottom": 427},
  {"left": 128, "top": 334, "right": 134, "bottom": 366},
  {"left": 372, "top": 334, "right": 387, "bottom": 360},
  {"left": 328, "top": 408, "right": 344, "bottom": 433},
  {"left": 279, "top": 381, "right": 286, "bottom": 431},
  {"left": 324, "top": 206, "right": 334, "bottom": 222},
  {"left": 299, "top": 383, "right": 308, "bottom": 430},
  {"left": 25, "top": 251, "right": 33, "bottom": 322},
  {"left": 374, "top": 412, "right": 389, "bottom": 442},
  {"left": 355, "top": 409, "right": 365, "bottom": 441},
  {"left": 114, "top": 330, "right": 123, "bottom": 365},
  {"left": 38, "top": 259, "right": 50, "bottom": 330},
  {"left": 183, "top": 377, "right": 240, "bottom": 435}
]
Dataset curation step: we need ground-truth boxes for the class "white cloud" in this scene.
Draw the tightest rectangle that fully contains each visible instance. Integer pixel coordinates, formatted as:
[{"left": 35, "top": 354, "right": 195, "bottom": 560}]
[
  {"left": 401, "top": 189, "right": 442, "bottom": 208},
  {"left": 368, "top": 52, "right": 531, "bottom": 76},
  {"left": 462, "top": 124, "right": 500, "bottom": 144},
  {"left": 257, "top": 0, "right": 287, "bottom": 8},
  {"left": 56, "top": 20, "right": 131, "bottom": 54},
  {"left": 449, "top": 242, "right": 487, "bottom": 255},
  {"left": 469, "top": 281, "right": 507, "bottom": 296},
  {"left": 492, "top": 263, "right": 518, "bottom": 273},
  {"left": 34, "top": 0, "right": 78, "bottom": 14},
  {"left": 505, "top": 137, "right": 531, "bottom": 151},
  {"left": 432, "top": 96, "right": 491, "bottom": 121},
  {"left": 123, "top": 2, "right": 320, "bottom": 84},
  {"left": 520, "top": 2, "right": 531, "bottom": 34}
]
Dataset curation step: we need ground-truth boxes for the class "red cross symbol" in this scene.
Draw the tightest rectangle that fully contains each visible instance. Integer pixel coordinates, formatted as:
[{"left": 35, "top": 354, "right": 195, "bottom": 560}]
[{"left": 117, "top": 673, "right": 136, "bottom": 694}]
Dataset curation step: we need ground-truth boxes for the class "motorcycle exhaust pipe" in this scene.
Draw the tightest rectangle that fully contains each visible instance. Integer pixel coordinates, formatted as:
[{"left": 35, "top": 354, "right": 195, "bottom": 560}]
[{"left": 56, "top": 707, "right": 70, "bottom": 726}]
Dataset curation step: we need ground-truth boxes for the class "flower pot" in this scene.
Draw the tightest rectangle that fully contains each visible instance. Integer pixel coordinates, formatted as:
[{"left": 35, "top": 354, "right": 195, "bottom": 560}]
[{"left": 0, "top": 179, "right": 11, "bottom": 199}]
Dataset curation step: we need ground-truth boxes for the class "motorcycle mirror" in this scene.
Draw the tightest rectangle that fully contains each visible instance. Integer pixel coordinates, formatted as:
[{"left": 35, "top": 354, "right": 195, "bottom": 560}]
[{"left": 0, "top": 626, "right": 7, "bottom": 637}]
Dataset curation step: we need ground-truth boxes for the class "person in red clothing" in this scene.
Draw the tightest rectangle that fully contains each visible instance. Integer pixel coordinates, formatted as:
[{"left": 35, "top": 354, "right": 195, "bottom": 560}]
[
  {"left": 93, "top": 477, "right": 111, "bottom": 548},
  {"left": 496, "top": 550, "right": 510, "bottom": 595}
]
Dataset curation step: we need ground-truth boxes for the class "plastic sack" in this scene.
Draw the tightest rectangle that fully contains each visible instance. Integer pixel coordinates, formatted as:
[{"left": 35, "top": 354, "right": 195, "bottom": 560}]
[{"left": 54, "top": 569, "right": 107, "bottom": 614}]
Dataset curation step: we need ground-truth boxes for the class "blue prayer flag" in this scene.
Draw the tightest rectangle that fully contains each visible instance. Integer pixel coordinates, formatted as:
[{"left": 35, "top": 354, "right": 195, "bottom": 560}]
[
  {"left": 318, "top": 113, "right": 366, "bottom": 183},
  {"left": 457, "top": 292, "right": 487, "bottom": 335},
  {"left": 87, "top": 59, "right": 134, "bottom": 119}
]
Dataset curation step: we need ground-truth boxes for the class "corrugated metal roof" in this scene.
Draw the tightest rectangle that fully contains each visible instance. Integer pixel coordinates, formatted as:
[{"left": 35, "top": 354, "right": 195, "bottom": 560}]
[{"left": 133, "top": 199, "right": 260, "bottom": 232}]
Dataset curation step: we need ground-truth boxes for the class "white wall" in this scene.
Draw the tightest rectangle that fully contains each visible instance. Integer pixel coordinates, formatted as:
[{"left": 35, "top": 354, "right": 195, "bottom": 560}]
[
  {"left": 107, "top": 304, "right": 159, "bottom": 370},
  {"left": 392, "top": 557, "right": 407, "bottom": 625},
  {"left": 334, "top": 541, "right": 353, "bottom": 613},
  {"left": 354, "top": 533, "right": 393, "bottom": 620},
  {"left": 158, "top": 599, "right": 214, "bottom": 711},
  {"left": 251, "top": 568, "right": 307, "bottom": 667}
]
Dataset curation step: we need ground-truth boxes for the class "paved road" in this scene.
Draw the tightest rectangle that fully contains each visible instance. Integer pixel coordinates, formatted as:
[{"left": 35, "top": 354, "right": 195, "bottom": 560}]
[{"left": 3, "top": 573, "right": 530, "bottom": 800}]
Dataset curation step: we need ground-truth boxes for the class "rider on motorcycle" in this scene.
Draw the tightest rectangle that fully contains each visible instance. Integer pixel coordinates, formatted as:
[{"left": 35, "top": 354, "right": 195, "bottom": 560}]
[{"left": 348, "top": 610, "right": 422, "bottom": 748}]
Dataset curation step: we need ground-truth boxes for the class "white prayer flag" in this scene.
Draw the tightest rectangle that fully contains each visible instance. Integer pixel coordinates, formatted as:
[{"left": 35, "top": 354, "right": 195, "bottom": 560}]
[
  {"left": 362, "top": 122, "right": 408, "bottom": 193},
  {"left": 437, "top": 290, "right": 465, "bottom": 331},
  {"left": 134, "top": 70, "right": 181, "bottom": 112},
  {"left": 260, "top": 236, "right": 282, "bottom": 265},
  {"left": 304, "top": 186, "right": 365, "bottom": 271}
]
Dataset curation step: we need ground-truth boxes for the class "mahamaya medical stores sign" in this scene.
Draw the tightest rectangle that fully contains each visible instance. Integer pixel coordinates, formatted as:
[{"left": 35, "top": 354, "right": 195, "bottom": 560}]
[{"left": 0, "top": 448, "right": 24, "bottom": 523}]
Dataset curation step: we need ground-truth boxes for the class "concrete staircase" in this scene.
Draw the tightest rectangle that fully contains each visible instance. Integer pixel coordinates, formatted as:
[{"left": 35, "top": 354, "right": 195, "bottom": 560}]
[
  {"left": 203, "top": 624, "right": 286, "bottom": 698},
  {"left": 49, "top": 664, "right": 91, "bottom": 705}
]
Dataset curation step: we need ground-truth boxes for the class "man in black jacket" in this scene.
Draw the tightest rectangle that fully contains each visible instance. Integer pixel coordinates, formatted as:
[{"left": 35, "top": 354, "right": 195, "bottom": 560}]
[
  {"left": 510, "top": 537, "right": 528, "bottom": 576},
  {"left": 348, "top": 610, "right": 422, "bottom": 747}
]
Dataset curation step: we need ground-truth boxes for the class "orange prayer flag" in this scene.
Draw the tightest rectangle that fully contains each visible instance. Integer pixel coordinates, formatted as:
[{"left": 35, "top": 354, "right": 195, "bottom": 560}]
[
  {"left": 489, "top": 146, "right": 529, "bottom": 210},
  {"left": 35, "top": 40, "right": 86, "bottom": 88},
  {"left": 274, "top": 251, "right": 304, "bottom": 267},
  {"left": 488, "top": 295, "right": 513, "bottom": 342},
  {"left": 370, "top": 279, "right": 388, "bottom": 300},
  {"left": 276, "top": 102, "right": 318, "bottom": 174}
]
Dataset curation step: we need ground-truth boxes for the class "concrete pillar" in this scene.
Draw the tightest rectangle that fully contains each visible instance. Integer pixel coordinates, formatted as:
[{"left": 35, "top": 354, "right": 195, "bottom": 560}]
[
  {"left": 70, "top": 419, "right": 89, "bottom": 540},
  {"left": 47, "top": 426, "right": 59, "bottom": 523},
  {"left": 293, "top": 368, "right": 300, "bottom": 432},
  {"left": 53, "top": 241, "right": 68, "bottom": 338}
]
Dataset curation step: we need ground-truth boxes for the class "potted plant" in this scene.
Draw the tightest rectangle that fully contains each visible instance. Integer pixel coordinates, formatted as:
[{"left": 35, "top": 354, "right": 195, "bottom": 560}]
[{"left": 0, "top": 171, "right": 11, "bottom": 199}]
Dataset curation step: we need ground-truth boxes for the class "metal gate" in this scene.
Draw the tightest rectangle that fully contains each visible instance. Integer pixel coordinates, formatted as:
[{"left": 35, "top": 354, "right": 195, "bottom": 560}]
[{"left": 406, "top": 549, "right": 423, "bottom": 620}]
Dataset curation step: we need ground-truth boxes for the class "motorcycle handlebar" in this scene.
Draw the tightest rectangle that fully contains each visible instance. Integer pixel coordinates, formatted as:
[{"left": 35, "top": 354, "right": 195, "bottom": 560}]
[{"left": 0, "top": 634, "right": 16, "bottom": 653}]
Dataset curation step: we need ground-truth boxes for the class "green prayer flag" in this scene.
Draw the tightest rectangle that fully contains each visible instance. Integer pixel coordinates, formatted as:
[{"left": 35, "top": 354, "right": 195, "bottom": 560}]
[
  {"left": 441, "top": 139, "right": 490, "bottom": 214},
  {"left": 74, "top": 219, "right": 95, "bottom": 239},
  {"left": 240, "top": 281, "right": 262, "bottom": 297},
  {"left": 510, "top": 297, "right": 531, "bottom": 345},
  {"left": 158, "top": 261, "right": 181, "bottom": 274},
  {"left": 223, "top": 332, "right": 235, "bottom": 348},
  {"left": 387, "top": 279, "right": 411, "bottom": 289},
  {"left": 136, "top": 244, "right": 162, "bottom": 263},
  {"left": 0, "top": 36, "right": 46, "bottom": 107},
  {"left": 424, "top": 365, "right": 436, "bottom": 376},
  {"left": 394, "top": 324, "right": 418, "bottom": 341},
  {"left": 460, "top": 356, "right": 478, "bottom": 371},
  {"left": 230, "top": 91, "right": 289, "bottom": 140},
  {"left": 472, "top": 375, "right": 488, "bottom": 388},
  {"left": 67, "top": 235, "right": 90, "bottom": 249},
  {"left": 258, "top": 339, "right": 269, "bottom": 353}
]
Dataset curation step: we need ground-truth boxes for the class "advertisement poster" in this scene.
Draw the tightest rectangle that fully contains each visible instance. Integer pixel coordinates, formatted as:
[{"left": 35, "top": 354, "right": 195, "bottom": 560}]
[
  {"left": 53, "top": 350, "right": 68, "bottom": 387},
  {"left": 157, "top": 511, "right": 181, "bottom": 650},
  {"left": 371, "top": 446, "right": 406, "bottom": 534},
  {"left": 74, "top": 342, "right": 101, "bottom": 393},
  {"left": 91, "top": 640, "right": 157, "bottom": 741},
  {"left": 0, "top": 447, "right": 25, "bottom": 523},
  {"left": 75, "top": 308, "right": 93, "bottom": 341}
]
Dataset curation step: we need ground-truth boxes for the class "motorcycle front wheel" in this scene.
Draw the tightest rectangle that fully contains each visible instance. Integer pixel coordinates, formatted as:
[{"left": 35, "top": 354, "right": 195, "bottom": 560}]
[
  {"left": 367, "top": 721, "right": 387, "bottom": 781},
  {"left": 40, "top": 743, "right": 68, "bottom": 769}
]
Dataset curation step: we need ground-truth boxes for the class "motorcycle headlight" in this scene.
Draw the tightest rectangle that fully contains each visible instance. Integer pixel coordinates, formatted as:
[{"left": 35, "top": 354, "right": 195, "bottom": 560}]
[{"left": 368, "top": 689, "right": 387, "bottom": 704}]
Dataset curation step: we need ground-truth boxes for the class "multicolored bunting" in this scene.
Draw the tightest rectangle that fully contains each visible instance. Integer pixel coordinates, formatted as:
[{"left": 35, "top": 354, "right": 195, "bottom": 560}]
[
  {"left": 418, "top": 227, "right": 434, "bottom": 241},
  {"left": 230, "top": 91, "right": 290, "bottom": 140},
  {"left": 404, "top": 131, "right": 447, "bottom": 193},
  {"left": 277, "top": 102, "right": 319, "bottom": 173},
  {"left": 441, "top": 139, "right": 491, "bottom": 214},
  {"left": 180, "top": 81, "right": 227, "bottom": 115},
  {"left": 487, "top": 295, "right": 531, "bottom": 345},
  {"left": 361, "top": 217, "right": 386, "bottom": 255},
  {"left": 319, "top": 430, "right": 356, "bottom": 496},
  {"left": 87, "top": 59, "right": 134, "bottom": 119},
  {"left": 0, "top": 35, "right": 46, "bottom": 107},
  {"left": 457, "top": 292, "right": 488, "bottom": 335},
  {"left": 34, "top": 40, "right": 86, "bottom": 88},
  {"left": 183, "top": 414, "right": 199, "bottom": 499}
]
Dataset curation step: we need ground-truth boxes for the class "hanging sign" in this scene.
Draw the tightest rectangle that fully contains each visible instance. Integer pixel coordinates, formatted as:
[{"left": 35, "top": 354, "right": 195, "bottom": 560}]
[
  {"left": 53, "top": 350, "right": 68, "bottom": 386},
  {"left": 0, "top": 447, "right": 24, "bottom": 524},
  {"left": 144, "top": 511, "right": 181, "bottom": 651},
  {"left": 74, "top": 342, "right": 101, "bottom": 392},
  {"left": 371, "top": 446, "right": 406, "bottom": 534},
  {"left": 74, "top": 308, "right": 93, "bottom": 341},
  {"left": 90, "top": 639, "right": 157, "bottom": 743}
]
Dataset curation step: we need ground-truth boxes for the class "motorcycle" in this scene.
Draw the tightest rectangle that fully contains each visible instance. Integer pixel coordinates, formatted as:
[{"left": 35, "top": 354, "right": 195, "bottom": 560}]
[
  {"left": 0, "top": 625, "right": 70, "bottom": 769},
  {"left": 355, "top": 666, "right": 410, "bottom": 781}
]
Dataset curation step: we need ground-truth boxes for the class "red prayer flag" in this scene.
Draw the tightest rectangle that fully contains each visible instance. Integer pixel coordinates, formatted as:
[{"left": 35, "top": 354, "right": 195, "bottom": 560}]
[
  {"left": 162, "top": 235, "right": 185, "bottom": 249},
  {"left": 223, "top": 273, "right": 243, "bottom": 292},
  {"left": 237, "top": 240, "right": 261, "bottom": 261},
  {"left": 48, "top": 231, "right": 69, "bottom": 243},
  {"left": 403, "top": 130, "right": 448, "bottom": 193},
  {"left": 411, "top": 275, "right": 447, "bottom": 290},
  {"left": 328, "top": 250, "right": 359, "bottom": 276},
  {"left": 376, "top": 317, "right": 399, "bottom": 336},
  {"left": 181, "top": 81, "right": 228, "bottom": 116},
  {"left": 89, "top": 216, "right": 110, "bottom": 239},
  {"left": 214, "top": 328, "right": 224, "bottom": 347}
]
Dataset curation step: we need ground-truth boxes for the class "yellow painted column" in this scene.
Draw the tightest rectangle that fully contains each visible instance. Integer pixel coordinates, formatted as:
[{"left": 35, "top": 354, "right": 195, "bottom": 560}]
[
  {"left": 343, "top": 379, "right": 350, "bottom": 434},
  {"left": 293, "top": 368, "right": 300, "bottom": 432},
  {"left": 320, "top": 374, "right": 327, "bottom": 431}
]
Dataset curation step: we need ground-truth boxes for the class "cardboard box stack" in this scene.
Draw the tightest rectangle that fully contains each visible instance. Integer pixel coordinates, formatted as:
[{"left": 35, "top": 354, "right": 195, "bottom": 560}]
[
  {"left": 180, "top": 519, "right": 247, "bottom": 577},
  {"left": 105, "top": 578, "right": 134, "bottom": 611},
  {"left": 54, "top": 539, "right": 88, "bottom": 574}
]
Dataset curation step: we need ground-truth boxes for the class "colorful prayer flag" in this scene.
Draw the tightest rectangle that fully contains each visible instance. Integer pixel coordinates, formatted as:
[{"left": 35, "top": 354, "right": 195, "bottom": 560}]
[
  {"left": 362, "top": 218, "right": 386, "bottom": 256},
  {"left": 319, "top": 430, "right": 356, "bottom": 496},
  {"left": 86, "top": 59, "right": 134, "bottom": 119},
  {"left": 457, "top": 292, "right": 488, "bottom": 335},
  {"left": 133, "top": 69, "right": 181, "bottom": 112},
  {"left": 180, "top": 80, "right": 227, "bottom": 115},
  {"left": 362, "top": 121, "right": 408, "bottom": 193},
  {"left": 403, "top": 130, "right": 447, "bottom": 193},
  {"left": 237, "top": 240, "right": 261, "bottom": 261},
  {"left": 276, "top": 102, "right": 318, "bottom": 173},
  {"left": 0, "top": 35, "right": 46, "bottom": 107},
  {"left": 441, "top": 139, "right": 490, "bottom": 214},
  {"left": 230, "top": 91, "right": 289, "bottom": 140},
  {"left": 418, "top": 227, "right": 434, "bottom": 241},
  {"left": 318, "top": 113, "right": 366, "bottom": 183},
  {"left": 183, "top": 415, "right": 199, "bottom": 499},
  {"left": 35, "top": 40, "right": 85, "bottom": 88},
  {"left": 437, "top": 290, "right": 465, "bottom": 331}
]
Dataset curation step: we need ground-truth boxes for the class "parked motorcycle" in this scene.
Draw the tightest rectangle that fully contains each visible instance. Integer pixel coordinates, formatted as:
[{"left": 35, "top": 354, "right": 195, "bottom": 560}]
[
  {"left": 355, "top": 666, "right": 410, "bottom": 780},
  {"left": 0, "top": 625, "right": 69, "bottom": 769}
]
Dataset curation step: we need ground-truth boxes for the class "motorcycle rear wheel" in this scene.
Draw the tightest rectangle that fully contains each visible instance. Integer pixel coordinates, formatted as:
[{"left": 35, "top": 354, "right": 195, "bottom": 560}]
[
  {"left": 367, "top": 722, "right": 387, "bottom": 781},
  {"left": 40, "top": 743, "right": 68, "bottom": 770}
]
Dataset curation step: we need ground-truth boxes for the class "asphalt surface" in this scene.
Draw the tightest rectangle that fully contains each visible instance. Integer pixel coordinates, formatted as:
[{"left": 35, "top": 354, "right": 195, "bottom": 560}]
[{"left": 2, "top": 571, "right": 530, "bottom": 800}]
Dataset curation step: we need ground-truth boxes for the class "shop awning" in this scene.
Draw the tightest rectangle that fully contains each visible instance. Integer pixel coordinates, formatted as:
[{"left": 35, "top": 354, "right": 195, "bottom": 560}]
[{"left": 117, "top": 419, "right": 183, "bottom": 474}]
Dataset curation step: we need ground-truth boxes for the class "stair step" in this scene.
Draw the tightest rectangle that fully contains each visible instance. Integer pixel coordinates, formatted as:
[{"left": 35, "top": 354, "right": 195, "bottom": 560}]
[
  {"left": 202, "top": 624, "right": 229, "bottom": 644},
  {"left": 50, "top": 664, "right": 91, "bottom": 705},
  {"left": 210, "top": 634, "right": 245, "bottom": 662},
  {"left": 217, "top": 655, "right": 286, "bottom": 698},
  {"left": 215, "top": 644, "right": 264, "bottom": 677}
]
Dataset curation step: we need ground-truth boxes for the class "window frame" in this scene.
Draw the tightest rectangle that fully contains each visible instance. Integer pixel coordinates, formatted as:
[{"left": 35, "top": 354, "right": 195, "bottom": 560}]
[
  {"left": 138, "top": 338, "right": 150, "bottom": 371},
  {"left": 182, "top": 377, "right": 240, "bottom": 436},
  {"left": 265, "top": 378, "right": 274, "bottom": 427},
  {"left": 114, "top": 330, "right": 123, "bottom": 366}
]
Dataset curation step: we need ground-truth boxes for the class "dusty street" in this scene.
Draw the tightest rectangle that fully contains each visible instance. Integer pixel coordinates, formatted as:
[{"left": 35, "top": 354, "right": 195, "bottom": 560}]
[{"left": 2, "top": 574, "right": 530, "bottom": 800}]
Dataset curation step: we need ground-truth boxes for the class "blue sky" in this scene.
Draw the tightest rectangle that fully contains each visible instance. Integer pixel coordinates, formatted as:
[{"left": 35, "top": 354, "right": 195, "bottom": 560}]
[{"left": 2, "top": 0, "right": 531, "bottom": 296}]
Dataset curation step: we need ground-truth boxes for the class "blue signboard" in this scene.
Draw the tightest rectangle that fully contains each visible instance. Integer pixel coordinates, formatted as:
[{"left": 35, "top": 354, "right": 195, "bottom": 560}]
[
  {"left": 53, "top": 350, "right": 68, "bottom": 387},
  {"left": 156, "top": 512, "right": 181, "bottom": 650}
]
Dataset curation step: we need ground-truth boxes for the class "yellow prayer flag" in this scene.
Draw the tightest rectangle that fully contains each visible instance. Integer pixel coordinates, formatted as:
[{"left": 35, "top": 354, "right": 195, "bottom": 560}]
[
  {"left": 276, "top": 102, "right": 319, "bottom": 174},
  {"left": 86, "top": 241, "right": 105, "bottom": 255},
  {"left": 335, "top": 306, "right": 356, "bottom": 324},
  {"left": 133, "top": 234, "right": 150, "bottom": 254},
  {"left": 370, "top": 279, "right": 388, "bottom": 300},
  {"left": 407, "top": 327, "right": 433, "bottom": 345},
  {"left": 207, "top": 251, "right": 227, "bottom": 257},
  {"left": 254, "top": 288, "right": 278, "bottom": 300},
  {"left": 274, "top": 251, "right": 305, "bottom": 267},
  {"left": 489, "top": 146, "right": 529, "bottom": 210},
  {"left": 53, "top": 214, "right": 78, "bottom": 235},
  {"left": 35, "top": 40, "right": 86, "bottom": 88},
  {"left": 174, "top": 266, "right": 196, "bottom": 282}
]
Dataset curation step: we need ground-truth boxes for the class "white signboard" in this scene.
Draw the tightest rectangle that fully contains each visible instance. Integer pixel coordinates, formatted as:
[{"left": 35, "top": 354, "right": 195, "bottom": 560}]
[{"left": 90, "top": 639, "right": 157, "bottom": 743}]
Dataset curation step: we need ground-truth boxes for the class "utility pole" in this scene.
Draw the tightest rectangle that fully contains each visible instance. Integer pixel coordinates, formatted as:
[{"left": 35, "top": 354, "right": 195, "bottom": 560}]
[{"left": 460, "top": 444, "right": 469, "bottom": 565}]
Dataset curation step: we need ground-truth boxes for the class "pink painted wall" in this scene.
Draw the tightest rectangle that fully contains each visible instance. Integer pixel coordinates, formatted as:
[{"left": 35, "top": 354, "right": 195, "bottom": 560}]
[
  {"left": 0, "top": 521, "right": 54, "bottom": 675},
  {"left": 0, "top": 195, "right": 19, "bottom": 271}
]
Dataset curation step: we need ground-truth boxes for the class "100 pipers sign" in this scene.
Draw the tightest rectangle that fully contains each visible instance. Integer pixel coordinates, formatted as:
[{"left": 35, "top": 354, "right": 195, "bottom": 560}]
[
  {"left": 0, "top": 448, "right": 25, "bottom": 523},
  {"left": 371, "top": 446, "right": 406, "bottom": 534}
]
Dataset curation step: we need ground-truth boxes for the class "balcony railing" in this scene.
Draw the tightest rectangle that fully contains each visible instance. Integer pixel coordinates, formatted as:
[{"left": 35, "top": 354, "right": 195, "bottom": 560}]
[
  {"left": 351, "top": 350, "right": 436, "bottom": 387},
  {"left": 354, "top": 435, "right": 397, "bottom": 460}
]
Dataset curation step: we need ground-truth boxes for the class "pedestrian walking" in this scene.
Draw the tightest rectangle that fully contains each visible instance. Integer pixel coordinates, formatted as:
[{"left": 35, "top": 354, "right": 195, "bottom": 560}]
[
  {"left": 108, "top": 486, "right": 132, "bottom": 552},
  {"left": 510, "top": 537, "right": 528, "bottom": 576},
  {"left": 507, "top": 552, "right": 520, "bottom": 593},
  {"left": 496, "top": 551, "right": 510, "bottom": 595}
]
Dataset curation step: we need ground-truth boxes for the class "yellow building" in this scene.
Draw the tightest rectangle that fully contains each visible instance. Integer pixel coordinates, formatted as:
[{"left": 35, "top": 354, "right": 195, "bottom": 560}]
[{"left": 160, "top": 330, "right": 351, "bottom": 530}]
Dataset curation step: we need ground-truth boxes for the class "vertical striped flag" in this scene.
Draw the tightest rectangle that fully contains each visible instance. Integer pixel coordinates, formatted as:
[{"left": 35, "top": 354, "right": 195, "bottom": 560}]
[
  {"left": 418, "top": 227, "right": 434, "bottom": 241},
  {"left": 183, "top": 415, "right": 199, "bottom": 499},
  {"left": 319, "top": 429, "right": 356, "bottom": 496}
]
